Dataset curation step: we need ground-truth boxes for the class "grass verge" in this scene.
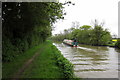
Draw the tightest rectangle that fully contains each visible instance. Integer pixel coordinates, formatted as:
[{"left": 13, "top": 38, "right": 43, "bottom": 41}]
[
  {"left": 2, "top": 43, "right": 44, "bottom": 78},
  {"left": 52, "top": 45, "right": 74, "bottom": 78},
  {"left": 21, "top": 41, "right": 64, "bottom": 78},
  {"left": 2, "top": 40, "right": 75, "bottom": 79}
]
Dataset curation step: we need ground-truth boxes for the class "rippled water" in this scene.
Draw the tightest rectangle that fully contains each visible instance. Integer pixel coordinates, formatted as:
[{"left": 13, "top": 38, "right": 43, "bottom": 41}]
[{"left": 53, "top": 43, "right": 120, "bottom": 78}]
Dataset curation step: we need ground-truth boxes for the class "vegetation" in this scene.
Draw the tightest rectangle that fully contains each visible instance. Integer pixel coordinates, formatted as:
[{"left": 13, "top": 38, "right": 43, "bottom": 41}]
[
  {"left": 52, "top": 44, "right": 74, "bottom": 78},
  {"left": 3, "top": 41, "right": 74, "bottom": 79},
  {"left": 2, "top": 2, "right": 65, "bottom": 62},
  {"left": 3, "top": 42, "right": 45, "bottom": 78},
  {"left": 2, "top": 2, "right": 76, "bottom": 79},
  {"left": 51, "top": 20, "right": 112, "bottom": 46},
  {"left": 115, "top": 39, "right": 120, "bottom": 48}
]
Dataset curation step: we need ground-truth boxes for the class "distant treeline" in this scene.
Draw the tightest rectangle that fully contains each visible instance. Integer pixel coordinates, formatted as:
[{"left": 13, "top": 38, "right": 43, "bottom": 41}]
[
  {"left": 115, "top": 39, "right": 120, "bottom": 48},
  {"left": 51, "top": 21, "right": 113, "bottom": 46},
  {"left": 52, "top": 22, "right": 120, "bottom": 48},
  {"left": 2, "top": 2, "right": 65, "bottom": 62}
]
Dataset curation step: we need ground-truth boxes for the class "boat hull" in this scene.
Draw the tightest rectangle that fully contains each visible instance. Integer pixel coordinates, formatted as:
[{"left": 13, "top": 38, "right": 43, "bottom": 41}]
[
  {"left": 63, "top": 42, "right": 73, "bottom": 47},
  {"left": 63, "top": 39, "right": 78, "bottom": 47}
]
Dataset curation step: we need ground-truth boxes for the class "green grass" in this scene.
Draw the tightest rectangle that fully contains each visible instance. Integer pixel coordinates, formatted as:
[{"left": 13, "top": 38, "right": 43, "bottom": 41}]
[
  {"left": 2, "top": 43, "right": 44, "bottom": 78},
  {"left": 3, "top": 40, "right": 75, "bottom": 79},
  {"left": 2, "top": 41, "right": 64, "bottom": 78},
  {"left": 21, "top": 41, "right": 63, "bottom": 78}
]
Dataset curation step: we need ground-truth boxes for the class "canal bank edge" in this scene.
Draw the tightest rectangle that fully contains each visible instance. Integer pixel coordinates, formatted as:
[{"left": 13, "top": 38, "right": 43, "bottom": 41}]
[
  {"left": 2, "top": 40, "right": 76, "bottom": 79},
  {"left": 51, "top": 41, "right": 75, "bottom": 79}
]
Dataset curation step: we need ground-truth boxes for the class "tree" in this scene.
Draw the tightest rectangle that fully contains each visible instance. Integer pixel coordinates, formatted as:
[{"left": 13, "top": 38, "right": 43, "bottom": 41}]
[
  {"left": 51, "top": 20, "right": 111, "bottom": 46},
  {"left": 2, "top": 2, "right": 65, "bottom": 62},
  {"left": 71, "top": 21, "right": 80, "bottom": 29},
  {"left": 80, "top": 25, "right": 92, "bottom": 30},
  {"left": 91, "top": 26, "right": 111, "bottom": 46}
]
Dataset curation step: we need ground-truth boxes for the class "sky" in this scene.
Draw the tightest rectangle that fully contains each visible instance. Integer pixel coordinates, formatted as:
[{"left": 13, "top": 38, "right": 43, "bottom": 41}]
[{"left": 52, "top": 0, "right": 120, "bottom": 37}]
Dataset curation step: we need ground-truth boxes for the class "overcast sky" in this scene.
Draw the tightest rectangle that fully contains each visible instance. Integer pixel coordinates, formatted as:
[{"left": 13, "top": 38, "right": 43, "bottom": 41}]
[{"left": 52, "top": 0, "right": 120, "bottom": 36}]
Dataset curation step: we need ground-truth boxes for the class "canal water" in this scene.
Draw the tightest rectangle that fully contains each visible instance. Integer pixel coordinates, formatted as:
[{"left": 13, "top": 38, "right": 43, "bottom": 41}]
[{"left": 53, "top": 43, "right": 120, "bottom": 78}]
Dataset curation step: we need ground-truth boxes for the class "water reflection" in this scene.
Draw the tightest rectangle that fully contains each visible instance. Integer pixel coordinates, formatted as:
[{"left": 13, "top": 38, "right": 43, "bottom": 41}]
[{"left": 53, "top": 43, "right": 119, "bottom": 78}]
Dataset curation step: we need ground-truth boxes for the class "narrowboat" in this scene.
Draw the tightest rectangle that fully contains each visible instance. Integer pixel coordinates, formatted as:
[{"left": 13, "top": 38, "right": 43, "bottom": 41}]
[{"left": 63, "top": 39, "right": 78, "bottom": 47}]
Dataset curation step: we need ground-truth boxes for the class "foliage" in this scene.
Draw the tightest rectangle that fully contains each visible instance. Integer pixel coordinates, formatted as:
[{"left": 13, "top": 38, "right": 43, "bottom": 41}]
[
  {"left": 91, "top": 26, "right": 111, "bottom": 45},
  {"left": 115, "top": 39, "right": 120, "bottom": 48},
  {"left": 79, "top": 25, "right": 92, "bottom": 30},
  {"left": 2, "top": 2, "right": 64, "bottom": 62},
  {"left": 3, "top": 41, "right": 74, "bottom": 78},
  {"left": 52, "top": 45, "right": 74, "bottom": 78},
  {"left": 51, "top": 22, "right": 112, "bottom": 46}
]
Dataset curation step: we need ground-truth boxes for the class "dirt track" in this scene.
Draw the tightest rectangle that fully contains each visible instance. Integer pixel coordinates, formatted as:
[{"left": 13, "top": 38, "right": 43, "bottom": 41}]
[{"left": 12, "top": 50, "right": 41, "bottom": 79}]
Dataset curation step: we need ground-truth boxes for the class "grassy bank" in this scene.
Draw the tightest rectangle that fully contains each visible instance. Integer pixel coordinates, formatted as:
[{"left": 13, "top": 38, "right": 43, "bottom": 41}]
[
  {"left": 2, "top": 43, "right": 44, "bottom": 78},
  {"left": 2, "top": 40, "right": 74, "bottom": 79}
]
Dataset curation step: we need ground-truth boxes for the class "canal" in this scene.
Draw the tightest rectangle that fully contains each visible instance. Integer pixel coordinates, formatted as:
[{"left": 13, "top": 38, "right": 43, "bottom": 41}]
[{"left": 53, "top": 43, "right": 120, "bottom": 78}]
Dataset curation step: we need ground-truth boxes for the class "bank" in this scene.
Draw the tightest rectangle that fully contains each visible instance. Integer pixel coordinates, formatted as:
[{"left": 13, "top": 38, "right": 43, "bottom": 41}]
[{"left": 2, "top": 40, "right": 75, "bottom": 79}]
